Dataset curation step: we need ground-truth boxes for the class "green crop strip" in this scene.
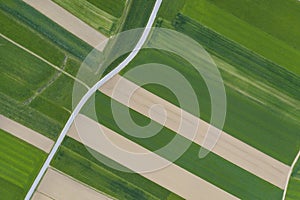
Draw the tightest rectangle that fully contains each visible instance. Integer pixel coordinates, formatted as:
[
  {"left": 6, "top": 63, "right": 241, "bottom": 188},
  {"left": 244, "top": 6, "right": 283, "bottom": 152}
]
[
  {"left": 52, "top": 137, "right": 184, "bottom": 200},
  {"left": 286, "top": 158, "right": 300, "bottom": 200},
  {"left": 74, "top": 91, "right": 283, "bottom": 199},
  {"left": 181, "top": 0, "right": 300, "bottom": 76},
  {"left": 0, "top": 129, "right": 46, "bottom": 199}
]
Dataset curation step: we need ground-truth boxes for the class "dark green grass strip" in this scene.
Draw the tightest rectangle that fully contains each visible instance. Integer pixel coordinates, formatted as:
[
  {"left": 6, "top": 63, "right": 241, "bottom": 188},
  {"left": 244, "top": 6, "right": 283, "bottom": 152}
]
[
  {"left": 52, "top": 137, "right": 183, "bottom": 200},
  {"left": 173, "top": 15, "right": 300, "bottom": 99},
  {"left": 0, "top": 129, "right": 46, "bottom": 199},
  {"left": 205, "top": 0, "right": 300, "bottom": 51},
  {"left": 0, "top": 10, "right": 64, "bottom": 66},
  {"left": 0, "top": 72, "right": 34, "bottom": 102},
  {"left": 87, "top": 0, "right": 125, "bottom": 18},
  {"left": 77, "top": 91, "right": 283, "bottom": 199},
  {"left": 29, "top": 96, "right": 70, "bottom": 125},
  {"left": 158, "top": 0, "right": 185, "bottom": 21},
  {"left": 0, "top": 36, "right": 55, "bottom": 92},
  {"left": 286, "top": 158, "right": 300, "bottom": 200},
  {"left": 0, "top": 176, "right": 23, "bottom": 199},
  {"left": 121, "top": 0, "right": 155, "bottom": 31},
  {"left": 181, "top": 0, "right": 300, "bottom": 76}
]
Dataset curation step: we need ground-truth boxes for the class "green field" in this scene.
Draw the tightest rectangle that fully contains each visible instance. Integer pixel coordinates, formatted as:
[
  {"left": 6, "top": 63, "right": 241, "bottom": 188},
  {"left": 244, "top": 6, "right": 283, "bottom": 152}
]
[
  {"left": 157, "top": 0, "right": 185, "bottom": 21},
  {"left": 0, "top": 0, "right": 160, "bottom": 140},
  {"left": 120, "top": 0, "right": 156, "bottom": 31},
  {"left": 0, "top": 31, "right": 86, "bottom": 139},
  {"left": 1, "top": 0, "right": 299, "bottom": 199},
  {"left": 181, "top": 0, "right": 300, "bottom": 75},
  {"left": 121, "top": 47, "right": 300, "bottom": 165},
  {"left": 0, "top": 35, "right": 64, "bottom": 139},
  {"left": 53, "top": 0, "right": 119, "bottom": 36},
  {"left": 146, "top": 0, "right": 300, "bottom": 164},
  {"left": 87, "top": 0, "right": 125, "bottom": 18},
  {"left": 286, "top": 157, "right": 300, "bottom": 200},
  {"left": 202, "top": 0, "right": 300, "bottom": 51},
  {"left": 80, "top": 91, "right": 283, "bottom": 199},
  {"left": 0, "top": 0, "right": 92, "bottom": 61},
  {"left": 52, "top": 137, "right": 183, "bottom": 200},
  {"left": 0, "top": 0, "right": 93, "bottom": 139},
  {"left": 0, "top": 129, "right": 46, "bottom": 199}
]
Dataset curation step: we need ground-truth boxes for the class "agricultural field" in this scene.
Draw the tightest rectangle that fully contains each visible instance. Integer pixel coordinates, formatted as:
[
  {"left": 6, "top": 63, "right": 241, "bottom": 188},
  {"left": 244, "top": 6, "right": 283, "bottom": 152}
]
[
  {"left": 87, "top": 91, "right": 282, "bottom": 199},
  {"left": 87, "top": 0, "right": 125, "bottom": 18},
  {"left": 201, "top": 0, "right": 300, "bottom": 51},
  {"left": 52, "top": 137, "right": 183, "bottom": 200},
  {"left": 0, "top": 0, "right": 92, "bottom": 61},
  {"left": 1, "top": 0, "right": 300, "bottom": 199},
  {"left": 286, "top": 157, "right": 300, "bottom": 200},
  {"left": 181, "top": 0, "right": 300, "bottom": 75},
  {"left": 53, "top": 0, "right": 123, "bottom": 36},
  {"left": 120, "top": 0, "right": 156, "bottom": 31},
  {"left": 121, "top": 48, "right": 300, "bottom": 165},
  {"left": 1, "top": 0, "right": 183, "bottom": 199},
  {"left": 141, "top": 0, "right": 300, "bottom": 165},
  {"left": 0, "top": 0, "right": 92, "bottom": 139},
  {"left": 0, "top": 129, "right": 46, "bottom": 199}
]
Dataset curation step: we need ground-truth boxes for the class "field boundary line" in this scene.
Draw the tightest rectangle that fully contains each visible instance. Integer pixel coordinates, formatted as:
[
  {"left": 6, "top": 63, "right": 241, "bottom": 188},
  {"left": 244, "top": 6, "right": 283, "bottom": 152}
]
[
  {"left": 34, "top": 167, "right": 112, "bottom": 200},
  {"left": 0, "top": 33, "right": 89, "bottom": 89},
  {"left": 282, "top": 150, "right": 300, "bottom": 200},
  {"left": 47, "top": 166, "right": 115, "bottom": 200},
  {"left": 0, "top": 114, "right": 54, "bottom": 153},
  {"left": 33, "top": 191, "right": 54, "bottom": 200},
  {"left": 24, "top": 0, "right": 162, "bottom": 199}
]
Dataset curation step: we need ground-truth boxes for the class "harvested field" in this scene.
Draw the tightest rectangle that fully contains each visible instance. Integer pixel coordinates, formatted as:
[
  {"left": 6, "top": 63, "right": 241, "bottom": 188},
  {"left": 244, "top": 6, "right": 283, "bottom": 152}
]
[
  {"left": 34, "top": 168, "right": 112, "bottom": 200},
  {"left": 0, "top": 115, "right": 53, "bottom": 153}
]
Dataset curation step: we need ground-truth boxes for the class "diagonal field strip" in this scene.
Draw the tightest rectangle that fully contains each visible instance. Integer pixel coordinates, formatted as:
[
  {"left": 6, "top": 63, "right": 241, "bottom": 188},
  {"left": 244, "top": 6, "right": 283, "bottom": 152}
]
[
  {"left": 0, "top": 33, "right": 90, "bottom": 90},
  {"left": 0, "top": 115, "right": 54, "bottom": 153},
  {"left": 23, "top": 0, "right": 108, "bottom": 52},
  {"left": 99, "top": 74, "right": 290, "bottom": 189},
  {"left": 68, "top": 114, "right": 239, "bottom": 200},
  {"left": 32, "top": 167, "right": 112, "bottom": 200}
]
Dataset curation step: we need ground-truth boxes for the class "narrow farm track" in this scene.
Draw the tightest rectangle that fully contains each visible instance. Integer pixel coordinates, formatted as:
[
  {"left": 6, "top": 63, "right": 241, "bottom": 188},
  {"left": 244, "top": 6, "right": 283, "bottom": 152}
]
[
  {"left": 24, "top": 56, "right": 69, "bottom": 105},
  {"left": 99, "top": 74, "right": 290, "bottom": 189}
]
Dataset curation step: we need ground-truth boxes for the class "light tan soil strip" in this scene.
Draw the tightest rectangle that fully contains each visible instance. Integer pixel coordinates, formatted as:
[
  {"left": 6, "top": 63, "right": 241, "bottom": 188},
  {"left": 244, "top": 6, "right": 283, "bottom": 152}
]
[
  {"left": 23, "top": 0, "right": 107, "bottom": 51},
  {"left": 99, "top": 74, "right": 290, "bottom": 189},
  {"left": 35, "top": 168, "right": 112, "bottom": 200},
  {"left": 68, "top": 114, "right": 238, "bottom": 200},
  {"left": 0, "top": 115, "right": 54, "bottom": 153}
]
